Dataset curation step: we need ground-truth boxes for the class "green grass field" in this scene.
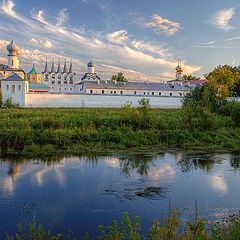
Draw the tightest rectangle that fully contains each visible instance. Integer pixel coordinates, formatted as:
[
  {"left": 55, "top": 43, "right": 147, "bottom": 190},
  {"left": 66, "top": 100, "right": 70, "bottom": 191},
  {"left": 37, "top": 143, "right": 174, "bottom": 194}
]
[{"left": 0, "top": 107, "right": 239, "bottom": 155}]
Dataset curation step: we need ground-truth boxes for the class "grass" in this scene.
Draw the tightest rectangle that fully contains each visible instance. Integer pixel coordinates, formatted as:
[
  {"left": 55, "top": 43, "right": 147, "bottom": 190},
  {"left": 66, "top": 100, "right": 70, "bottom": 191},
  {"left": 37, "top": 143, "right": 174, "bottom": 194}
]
[
  {"left": 0, "top": 107, "right": 240, "bottom": 155},
  {"left": 6, "top": 205, "right": 240, "bottom": 240}
]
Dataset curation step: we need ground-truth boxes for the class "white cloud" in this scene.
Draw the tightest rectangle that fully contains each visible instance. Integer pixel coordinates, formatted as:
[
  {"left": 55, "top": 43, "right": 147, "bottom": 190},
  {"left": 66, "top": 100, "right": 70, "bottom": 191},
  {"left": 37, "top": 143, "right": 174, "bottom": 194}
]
[
  {"left": 143, "top": 14, "right": 181, "bottom": 36},
  {"left": 210, "top": 8, "right": 235, "bottom": 31},
  {"left": 107, "top": 30, "right": 128, "bottom": 44},
  {"left": 30, "top": 38, "right": 53, "bottom": 49},
  {"left": 41, "top": 40, "right": 52, "bottom": 49},
  {"left": 30, "top": 38, "right": 38, "bottom": 44},
  {"left": 0, "top": 2, "right": 200, "bottom": 81},
  {"left": 131, "top": 40, "right": 170, "bottom": 57},
  {"left": 56, "top": 8, "right": 68, "bottom": 28},
  {"left": 0, "top": 0, "right": 22, "bottom": 20}
]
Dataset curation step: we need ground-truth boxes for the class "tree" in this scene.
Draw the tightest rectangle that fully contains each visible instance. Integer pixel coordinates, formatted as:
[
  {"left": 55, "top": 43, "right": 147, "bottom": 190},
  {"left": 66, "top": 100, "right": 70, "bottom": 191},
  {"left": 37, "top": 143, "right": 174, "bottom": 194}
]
[
  {"left": 205, "top": 65, "right": 240, "bottom": 98},
  {"left": 182, "top": 74, "right": 200, "bottom": 81},
  {"left": 112, "top": 72, "right": 127, "bottom": 82},
  {"left": 182, "top": 84, "right": 223, "bottom": 112}
]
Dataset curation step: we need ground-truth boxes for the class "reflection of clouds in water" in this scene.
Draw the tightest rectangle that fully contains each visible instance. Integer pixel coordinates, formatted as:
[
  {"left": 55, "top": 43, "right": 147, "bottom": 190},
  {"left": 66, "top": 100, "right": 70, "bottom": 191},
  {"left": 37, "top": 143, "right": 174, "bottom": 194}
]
[
  {"left": 35, "top": 168, "right": 51, "bottom": 186},
  {"left": 148, "top": 164, "right": 176, "bottom": 181},
  {"left": 35, "top": 165, "right": 66, "bottom": 187},
  {"left": 211, "top": 173, "right": 227, "bottom": 194},
  {"left": 105, "top": 157, "right": 120, "bottom": 168},
  {"left": 0, "top": 177, "right": 14, "bottom": 195}
]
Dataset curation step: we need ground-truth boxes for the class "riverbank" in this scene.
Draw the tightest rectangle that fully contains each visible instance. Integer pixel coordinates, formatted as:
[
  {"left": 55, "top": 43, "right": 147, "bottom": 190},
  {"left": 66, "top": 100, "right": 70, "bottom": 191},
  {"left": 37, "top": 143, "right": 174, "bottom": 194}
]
[
  {"left": 0, "top": 108, "right": 240, "bottom": 155},
  {"left": 6, "top": 209, "right": 240, "bottom": 239}
]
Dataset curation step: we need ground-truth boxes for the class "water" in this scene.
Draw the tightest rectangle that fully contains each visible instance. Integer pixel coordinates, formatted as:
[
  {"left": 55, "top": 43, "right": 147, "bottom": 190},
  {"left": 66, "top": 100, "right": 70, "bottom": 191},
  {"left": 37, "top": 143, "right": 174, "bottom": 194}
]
[{"left": 0, "top": 151, "right": 240, "bottom": 238}]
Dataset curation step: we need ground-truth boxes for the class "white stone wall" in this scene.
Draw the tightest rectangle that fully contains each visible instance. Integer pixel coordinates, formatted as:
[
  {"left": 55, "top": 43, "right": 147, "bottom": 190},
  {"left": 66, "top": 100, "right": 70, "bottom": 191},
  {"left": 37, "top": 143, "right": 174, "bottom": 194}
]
[
  {"left": 1, "top": 81, "right": 28, "bottom": 107},
  {"left": 84, "top": 88, "right": 187, "bottom": 97},
  {"left": 26, "top": 93, "right": 183, "bottom": 108}
]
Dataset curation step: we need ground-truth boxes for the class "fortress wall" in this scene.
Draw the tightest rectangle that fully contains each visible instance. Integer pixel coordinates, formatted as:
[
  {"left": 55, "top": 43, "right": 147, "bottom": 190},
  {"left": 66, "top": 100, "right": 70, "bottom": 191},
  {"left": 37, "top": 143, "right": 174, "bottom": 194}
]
[{"left": 25, "top": 93, "right": 183, "bottom": 108}]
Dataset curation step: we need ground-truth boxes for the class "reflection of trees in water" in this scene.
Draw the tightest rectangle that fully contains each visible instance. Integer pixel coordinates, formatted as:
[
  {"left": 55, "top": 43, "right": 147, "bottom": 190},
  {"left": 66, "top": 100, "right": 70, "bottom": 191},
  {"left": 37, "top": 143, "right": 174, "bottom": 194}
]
[
  {"left": 230, "top": 155, "right": 240, "bottom": 170},
  {"left": 118, "top": 153, "right": 159, "bottom": 176},
  {"left": 177, "top": 154, "right": 222, "bottom": 173}
]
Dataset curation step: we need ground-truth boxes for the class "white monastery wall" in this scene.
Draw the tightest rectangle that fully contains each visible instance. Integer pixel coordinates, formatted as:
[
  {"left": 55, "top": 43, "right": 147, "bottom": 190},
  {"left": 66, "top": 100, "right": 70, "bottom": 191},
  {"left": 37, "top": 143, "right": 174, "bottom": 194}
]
[{"left": 26, "top": 93, "right": 183, "bottom": 108}]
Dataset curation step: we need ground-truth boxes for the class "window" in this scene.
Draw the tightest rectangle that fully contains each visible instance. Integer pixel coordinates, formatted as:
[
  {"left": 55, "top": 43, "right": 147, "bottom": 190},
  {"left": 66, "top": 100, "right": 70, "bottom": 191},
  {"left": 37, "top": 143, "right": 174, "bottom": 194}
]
[
  {"left": 90, "top": 90, "right": 93, "bottom": 94},
  {"left": 12, "top": 60, "right": 13, "bottom": 66},
  {"left": 18, "top": 85, "right": 21, "bottom": 91},
  {"left": 102, "top": 90, "right": 105, "bottom": 94},
  {"left": 12, "top": 85, "right": 15, "bottom": 93},
  {"left": 179, "top": 93, "right": 182, "bottom": 96},
  {"left": 144, "top": 92, "right": 146, "bottom": 95},
  {"left": 152, "top": 92, "right": 154, "bottom": 95},
  {"left": 170, "top": 93, "right": 172, "bottom": 96},
  {"left": 6, "top": 85, "right": 9, "bottom": 91},
  {"left": 159, "top": 92, "right": 161, "bottom": 96},
  {"left": 120, "top": 91, "right": 123, "bottom": 94},
  {"left": 147, "top": 92, "right": 149, "bottom": 95},
  {"left": 114, "top": 91, "right": 116, "bottom": 94},
  {"left": 111, "top": 91, "right": 113, "bottom": 94},
  {"left": 70, "top": 88, "right": 72, "bottom": 91},
  {"left": 134, "top": 91, "right": 137, "bottom": 95}
]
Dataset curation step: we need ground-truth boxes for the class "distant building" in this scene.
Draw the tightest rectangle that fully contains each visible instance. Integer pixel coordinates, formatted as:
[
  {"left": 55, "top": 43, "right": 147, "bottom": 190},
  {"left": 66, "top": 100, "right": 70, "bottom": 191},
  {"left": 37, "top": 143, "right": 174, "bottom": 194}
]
[
  {"left": 27, "top": 64, "right": 42, "bottom": 83},
  {"left": 0, "top": 40, "right": 202, "bottom": 108}
]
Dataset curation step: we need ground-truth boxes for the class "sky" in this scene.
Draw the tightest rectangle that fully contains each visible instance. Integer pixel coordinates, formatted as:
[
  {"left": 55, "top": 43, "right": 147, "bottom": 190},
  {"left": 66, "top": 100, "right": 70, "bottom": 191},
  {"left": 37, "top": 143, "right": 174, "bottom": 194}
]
[{"left": 0, "top": 0, "right": 240, "bottom": 81}]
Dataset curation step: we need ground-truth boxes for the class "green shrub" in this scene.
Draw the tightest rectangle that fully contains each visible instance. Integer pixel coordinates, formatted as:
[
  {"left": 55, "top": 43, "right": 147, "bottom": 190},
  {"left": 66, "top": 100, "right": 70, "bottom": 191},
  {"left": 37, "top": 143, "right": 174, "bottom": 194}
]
[{"left": 219, "top": 101, "right": 240, "bottom": 127}]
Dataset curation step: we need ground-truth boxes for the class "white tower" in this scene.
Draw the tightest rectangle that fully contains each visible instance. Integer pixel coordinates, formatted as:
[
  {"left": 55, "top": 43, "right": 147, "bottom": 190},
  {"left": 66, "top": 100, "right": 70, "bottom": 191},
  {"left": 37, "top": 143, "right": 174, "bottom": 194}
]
[
  {"left": 7, "top": 40, "right": 20, "bottom": 69},
  {"left": 1, "top": 74, "right": 28, "bottom": 107},
  {"left": 88, "top": 61, "right": 95, "bottom": 74}
]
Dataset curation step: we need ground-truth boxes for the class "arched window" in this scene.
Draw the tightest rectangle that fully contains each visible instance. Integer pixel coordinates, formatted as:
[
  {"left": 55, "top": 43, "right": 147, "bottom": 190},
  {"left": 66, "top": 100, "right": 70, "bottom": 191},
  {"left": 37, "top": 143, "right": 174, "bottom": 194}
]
[{"left": 12, "top": 85, "right": 16, "bottom": 93}]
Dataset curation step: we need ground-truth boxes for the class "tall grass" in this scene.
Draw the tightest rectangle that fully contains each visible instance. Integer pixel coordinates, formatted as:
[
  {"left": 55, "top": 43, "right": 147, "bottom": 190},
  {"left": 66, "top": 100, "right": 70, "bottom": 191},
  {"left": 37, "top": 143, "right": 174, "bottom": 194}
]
[{"left": 0, "top": 102, "right": 239, "bottom": 154}]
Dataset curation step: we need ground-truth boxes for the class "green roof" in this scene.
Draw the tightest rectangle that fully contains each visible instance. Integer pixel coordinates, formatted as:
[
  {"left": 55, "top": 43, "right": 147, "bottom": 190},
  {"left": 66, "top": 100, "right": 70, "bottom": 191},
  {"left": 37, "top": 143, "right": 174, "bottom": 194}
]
[
  {"left": 29, "top": 83, "right": 50, "bottom": 90},
  {"left": 28, "top": 65, "right": 40, "bottom": 75}
]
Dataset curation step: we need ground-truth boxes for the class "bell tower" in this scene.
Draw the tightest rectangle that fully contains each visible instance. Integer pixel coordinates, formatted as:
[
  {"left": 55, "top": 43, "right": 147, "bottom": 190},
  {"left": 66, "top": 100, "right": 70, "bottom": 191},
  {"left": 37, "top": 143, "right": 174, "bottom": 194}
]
[{"left": 7, "top": 40, "right": 20, "bottom": 69}]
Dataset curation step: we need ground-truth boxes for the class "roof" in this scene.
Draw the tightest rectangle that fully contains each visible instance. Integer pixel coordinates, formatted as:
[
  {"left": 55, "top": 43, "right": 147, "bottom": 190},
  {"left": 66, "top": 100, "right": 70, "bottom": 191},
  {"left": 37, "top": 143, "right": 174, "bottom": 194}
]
[
  {"left": 184, "top": 79, "right": 208, "bottom": 85},
  {"left": 77, "top": 80, "right": 190, "bottom": 91},
  {"left": 2, "top": 73, "right": 25, "bottom": 81},
  {"left": 28, "top": 66, "right": 40, "bottom": 75},
  {"left": 29, "top": 83, "right": 50, "bottom": 90}
]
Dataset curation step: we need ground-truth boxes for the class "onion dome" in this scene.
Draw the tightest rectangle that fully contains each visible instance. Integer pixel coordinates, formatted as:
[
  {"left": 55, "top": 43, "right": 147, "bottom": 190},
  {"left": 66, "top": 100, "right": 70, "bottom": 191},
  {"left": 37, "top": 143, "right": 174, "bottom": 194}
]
[
  {"left": 7, "top": 40, "right": 20, "bottom": 56},
  {"left": 88, "top": 61, "right": 94, "bottom": 68}
]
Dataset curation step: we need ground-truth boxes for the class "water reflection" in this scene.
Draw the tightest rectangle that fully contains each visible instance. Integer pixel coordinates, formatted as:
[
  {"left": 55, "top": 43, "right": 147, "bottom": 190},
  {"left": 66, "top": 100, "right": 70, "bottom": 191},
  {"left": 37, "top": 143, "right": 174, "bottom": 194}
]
[{"left": 0, "top": 151, "right": 240, "bottom": 239}]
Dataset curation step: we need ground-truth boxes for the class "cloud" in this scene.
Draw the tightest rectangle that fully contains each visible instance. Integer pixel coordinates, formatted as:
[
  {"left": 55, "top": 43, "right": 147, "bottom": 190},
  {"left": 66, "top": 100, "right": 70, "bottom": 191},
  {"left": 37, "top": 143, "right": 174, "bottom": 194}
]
[
  {"left": 0, "top": 0, "right": 22, "bottom": 20},
  {"left": 0, "top": 1, "right": 200, "bottom": 81},
  {"left": 30, "top": 38, "right": 53, "bottom": 49},
  {"left": 210, "top": 8, "right": 235, "bottom": 31},
  {"left": 56, "top": 8, "right": 68, "bottom": 28},
  {"left": 143, "top": 14, "right": 181, "bottom": 36},
  {"left": 107, "top": 30, "right": 128, "bottom": 44},
  {"left": 131, "top": 40, "right": 170, "bottom": 57}
]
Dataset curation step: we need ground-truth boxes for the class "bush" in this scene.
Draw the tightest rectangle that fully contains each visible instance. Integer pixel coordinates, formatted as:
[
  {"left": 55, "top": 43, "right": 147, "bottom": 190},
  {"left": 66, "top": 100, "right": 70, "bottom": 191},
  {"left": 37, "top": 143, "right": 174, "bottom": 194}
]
[
  {"left": 219, "top": 101, "right": 240, "bottom": 127},
  {"left": 3, "top": 97, "right": 17, "bottom": 108}
]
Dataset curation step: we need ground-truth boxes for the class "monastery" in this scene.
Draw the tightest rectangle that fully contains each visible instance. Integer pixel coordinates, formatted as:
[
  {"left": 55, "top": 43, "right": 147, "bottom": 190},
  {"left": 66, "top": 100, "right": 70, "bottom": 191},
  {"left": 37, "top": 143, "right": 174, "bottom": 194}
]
[{"left": 0, "top": 40, "right": 204, "bottom": 108}]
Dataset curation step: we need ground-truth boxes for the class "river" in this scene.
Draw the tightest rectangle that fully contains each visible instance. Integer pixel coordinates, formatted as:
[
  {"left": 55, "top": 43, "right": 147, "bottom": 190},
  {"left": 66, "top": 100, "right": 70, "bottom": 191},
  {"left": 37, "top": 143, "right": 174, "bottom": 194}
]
[{"left": 0, "top": 151, "right": 240, "bottom": 238}]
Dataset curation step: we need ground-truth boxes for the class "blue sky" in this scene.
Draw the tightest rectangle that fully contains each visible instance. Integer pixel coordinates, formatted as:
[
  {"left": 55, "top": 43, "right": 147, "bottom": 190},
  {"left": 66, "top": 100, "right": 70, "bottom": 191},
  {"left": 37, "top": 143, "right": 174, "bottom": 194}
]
[{"left": 0, "top": 0, "right": 240, "bottom": 81}]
